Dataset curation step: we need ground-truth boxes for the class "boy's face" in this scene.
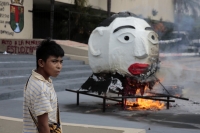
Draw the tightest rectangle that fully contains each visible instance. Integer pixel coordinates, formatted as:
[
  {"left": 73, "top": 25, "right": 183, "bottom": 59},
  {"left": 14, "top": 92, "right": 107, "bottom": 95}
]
[{"left": 42, "top": 56, "right": 63, "bottom": 78}]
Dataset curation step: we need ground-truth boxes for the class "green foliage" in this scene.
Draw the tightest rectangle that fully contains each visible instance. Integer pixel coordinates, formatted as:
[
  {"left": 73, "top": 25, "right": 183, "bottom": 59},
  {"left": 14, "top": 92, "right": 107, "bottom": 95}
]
[
  {"left": 152, "top": 9, "right": 158, "bottom": 16},
  {"left": 55, "top": 2, "right": 109, "bottom": 43},
  {"left": 145, "top": 17, "right": 174, "bottom": 40},
  {"left": 74, "top": 0, "right": 88, "bottom": 9},
  {"left": 174, "top": 0, "right": 200, "bottom": 16}
]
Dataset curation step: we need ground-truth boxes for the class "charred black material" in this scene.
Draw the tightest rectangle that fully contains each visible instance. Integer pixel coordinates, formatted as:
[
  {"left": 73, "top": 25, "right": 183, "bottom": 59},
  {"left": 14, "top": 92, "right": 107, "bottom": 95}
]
[
  {"left": 81, "top": 75, "right": 95, "bottom": 90},
  {"left": 81, "top": 74, "right": 112, "bottom": 95}
]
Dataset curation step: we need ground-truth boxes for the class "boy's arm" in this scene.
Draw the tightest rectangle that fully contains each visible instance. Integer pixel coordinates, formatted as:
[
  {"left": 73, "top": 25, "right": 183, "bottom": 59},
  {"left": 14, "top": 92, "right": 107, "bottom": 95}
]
[{"left": 37, "top": 113, "right": 50, "bottom": 133}]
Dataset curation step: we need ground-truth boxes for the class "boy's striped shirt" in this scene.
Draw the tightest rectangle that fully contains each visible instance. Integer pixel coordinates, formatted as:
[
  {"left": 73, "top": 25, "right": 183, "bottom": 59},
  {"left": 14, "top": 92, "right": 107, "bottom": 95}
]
[{"left": 23, "top": 70, "right": 59, "bottom": 133}]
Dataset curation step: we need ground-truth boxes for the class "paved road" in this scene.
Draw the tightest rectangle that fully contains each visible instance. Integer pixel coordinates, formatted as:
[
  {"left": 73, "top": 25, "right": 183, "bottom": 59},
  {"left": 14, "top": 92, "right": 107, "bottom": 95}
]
[
  {"left": 0, "top": 90, "right": 200, "bottom": 133},
  {"left": 1, "top": 56, "right": 200, "bottom": 133}
]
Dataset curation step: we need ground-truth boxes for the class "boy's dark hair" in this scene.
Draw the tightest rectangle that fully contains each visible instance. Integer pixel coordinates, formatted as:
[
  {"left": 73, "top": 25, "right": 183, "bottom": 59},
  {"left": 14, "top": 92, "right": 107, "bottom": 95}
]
[{"left": 36, "top": 39, "right": 65, "bottom": 68}]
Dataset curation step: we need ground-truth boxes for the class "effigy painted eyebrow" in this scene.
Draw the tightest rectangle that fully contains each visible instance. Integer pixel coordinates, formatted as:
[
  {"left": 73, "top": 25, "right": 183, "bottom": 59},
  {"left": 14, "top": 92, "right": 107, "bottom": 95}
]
[{"left": 113, "top": 25, "right": 135, "bottom": 33}]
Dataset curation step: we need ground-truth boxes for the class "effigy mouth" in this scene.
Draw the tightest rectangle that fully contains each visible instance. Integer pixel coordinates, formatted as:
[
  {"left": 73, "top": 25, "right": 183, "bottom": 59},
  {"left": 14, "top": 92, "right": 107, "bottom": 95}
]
[
  {"left": 127, "top": 61, "right": 159, "bottom": 81},
  {"left": 128, "top": 63, "right": 149, "bottom": 75}
]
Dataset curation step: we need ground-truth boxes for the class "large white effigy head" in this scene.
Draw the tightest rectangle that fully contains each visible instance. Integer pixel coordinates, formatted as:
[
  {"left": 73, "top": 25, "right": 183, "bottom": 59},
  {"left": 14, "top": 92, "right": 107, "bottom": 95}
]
[{"left": 88, "top": 12, "right": 159, "bottom": 79}]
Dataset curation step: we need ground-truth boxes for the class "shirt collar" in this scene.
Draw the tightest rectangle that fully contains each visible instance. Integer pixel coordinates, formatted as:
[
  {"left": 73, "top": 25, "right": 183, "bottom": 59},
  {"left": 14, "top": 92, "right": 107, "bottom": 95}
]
[{"left": 32, "top": 70, "right": 52, "bottom": 83}]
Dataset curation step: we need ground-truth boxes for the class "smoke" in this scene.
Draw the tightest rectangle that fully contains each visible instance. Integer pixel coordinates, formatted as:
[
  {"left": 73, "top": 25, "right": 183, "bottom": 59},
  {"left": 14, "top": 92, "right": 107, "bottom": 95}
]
[
  {"left": 155, "top": 56, "right": 200, "bottom": 101},
  {"left": 117, "top": 1, "right": 200, "bottom": 101},
  {"left": 156, "top": 2, "right": 198, "bottom": 99},
  {"left": 174, "top": 15, "right": 195, "bottom": 31},
  {"left": 158, "top": 13, "right": 199, "bottom": 101}
]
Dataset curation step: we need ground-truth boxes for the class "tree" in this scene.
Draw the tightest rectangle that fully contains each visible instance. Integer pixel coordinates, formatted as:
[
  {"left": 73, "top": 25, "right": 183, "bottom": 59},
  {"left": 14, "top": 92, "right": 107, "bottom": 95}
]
[
  {"left": 74, "top": 0, "right": 88, "bottom": 25},
  {"left": 174, "top": 0, "right": 200, "bottom": 17},
  {"left": 58, "top": 0, "right": 108, "bottom": 42},
  {"left": 173, "top": 0, "right": 200, "bottom": 36},
  {"left": 174, "top": 0, "right": 200, "bottom": 28},
  {"left": 152, "top": 9, "right": 158, "bottom": 16}
]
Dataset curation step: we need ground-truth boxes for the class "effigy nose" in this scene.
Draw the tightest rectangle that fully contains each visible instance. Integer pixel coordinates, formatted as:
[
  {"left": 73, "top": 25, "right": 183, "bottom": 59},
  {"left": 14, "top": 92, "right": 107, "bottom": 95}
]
[
  {"left": 133, "top": 37, "right": 148, "bottom": 59},
  {"left": 135, "top": 53, "right": 148, "bottom": 59}
]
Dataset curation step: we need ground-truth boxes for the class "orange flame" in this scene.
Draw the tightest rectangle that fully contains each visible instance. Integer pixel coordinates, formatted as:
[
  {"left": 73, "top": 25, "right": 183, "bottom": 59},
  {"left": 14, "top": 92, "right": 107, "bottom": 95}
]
[
  {"left": 126, "top": 98, "right": 165, "bottom": 110},
  {"left": 125, "top": 87, "right": 165, "bottom": 110}
]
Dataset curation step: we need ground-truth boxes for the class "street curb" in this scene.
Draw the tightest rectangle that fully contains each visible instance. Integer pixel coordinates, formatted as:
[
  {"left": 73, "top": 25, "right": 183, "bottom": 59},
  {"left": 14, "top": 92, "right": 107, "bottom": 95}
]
[{"left": 0, "top": 116, "right": 146, "bottom": 133}]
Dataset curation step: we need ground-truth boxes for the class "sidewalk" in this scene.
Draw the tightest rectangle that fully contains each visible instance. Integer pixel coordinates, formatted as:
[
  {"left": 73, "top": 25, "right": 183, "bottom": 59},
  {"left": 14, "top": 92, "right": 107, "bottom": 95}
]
[{"left": 0, "top": 116, "right": 145, "bottom": 133}]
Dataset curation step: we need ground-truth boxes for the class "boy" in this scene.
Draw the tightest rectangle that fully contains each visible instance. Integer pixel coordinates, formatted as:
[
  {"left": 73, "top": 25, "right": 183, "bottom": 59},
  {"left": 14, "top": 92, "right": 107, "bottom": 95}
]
[{"left": 23, "top": 39, "right": 64, "bottom": 133}]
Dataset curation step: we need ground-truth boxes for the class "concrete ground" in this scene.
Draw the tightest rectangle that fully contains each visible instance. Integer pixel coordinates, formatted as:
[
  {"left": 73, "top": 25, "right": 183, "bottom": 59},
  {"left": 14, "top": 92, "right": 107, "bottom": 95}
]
[
  {"left": 0, "top": 89, "right": 200, "bottom": 133},
  {"left": 1, "top": 56, "right": 200, "bottom": 133}
]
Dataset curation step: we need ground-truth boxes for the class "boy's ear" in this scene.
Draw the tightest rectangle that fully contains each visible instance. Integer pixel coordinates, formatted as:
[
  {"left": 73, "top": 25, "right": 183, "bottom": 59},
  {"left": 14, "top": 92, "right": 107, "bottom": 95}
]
[{"left": 38, "top": 59, "right": 45, "bottom": 67}]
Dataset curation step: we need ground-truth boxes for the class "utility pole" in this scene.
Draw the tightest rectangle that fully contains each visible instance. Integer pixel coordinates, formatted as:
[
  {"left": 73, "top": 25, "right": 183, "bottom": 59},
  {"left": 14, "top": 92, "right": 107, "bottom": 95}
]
[
  {"left": 68, "top": 11, "right": 70, "bottom": 40},
  {"left": 50, "top": 0, "right": 55, "bottom": 39},
  {"left": 107, "top": 0, "right": 111, "bottom": 17}
]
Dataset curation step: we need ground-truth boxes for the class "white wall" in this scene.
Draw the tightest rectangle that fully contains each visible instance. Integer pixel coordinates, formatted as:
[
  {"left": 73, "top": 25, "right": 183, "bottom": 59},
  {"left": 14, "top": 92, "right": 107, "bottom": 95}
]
[
  {"left": 87, "top": 0, "right": 174, "bottom": 22},
  {"left": 0, "top": 0, "right": 33, "bottom": 39},
  {"left": 55, "top": 0, "right": 74, "bottom": 4}
]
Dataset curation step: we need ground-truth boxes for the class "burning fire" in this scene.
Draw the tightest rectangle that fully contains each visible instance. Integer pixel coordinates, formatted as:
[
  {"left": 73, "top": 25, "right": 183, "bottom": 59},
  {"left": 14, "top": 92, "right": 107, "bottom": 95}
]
[
  {"left": 126, "top": 98, "right": 165, "bottom": 110},
  {"left": 125, "top": 87, "right": 165, "bottom": 110}
]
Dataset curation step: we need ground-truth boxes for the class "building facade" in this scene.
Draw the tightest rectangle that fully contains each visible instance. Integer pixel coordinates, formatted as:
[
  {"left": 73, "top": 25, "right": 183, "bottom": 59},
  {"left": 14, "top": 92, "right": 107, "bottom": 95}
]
[
  {"left": 0, "top": 0, "right": 33, "bottom": 39},
  {"left": 56, "top": 0, "right": 175, "bottom": 22},
  {"left": 0, "top": 0, "right": 175, "bottom": 39},
  {"left": 88, "top": 0, "right": 174, "bottom": 22}
]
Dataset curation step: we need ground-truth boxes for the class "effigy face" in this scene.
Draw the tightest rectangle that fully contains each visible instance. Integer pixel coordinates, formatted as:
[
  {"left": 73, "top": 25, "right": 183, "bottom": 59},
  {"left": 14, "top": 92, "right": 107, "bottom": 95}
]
[{"left": 88, "top": 13, "right": 159, "bottom": 80}]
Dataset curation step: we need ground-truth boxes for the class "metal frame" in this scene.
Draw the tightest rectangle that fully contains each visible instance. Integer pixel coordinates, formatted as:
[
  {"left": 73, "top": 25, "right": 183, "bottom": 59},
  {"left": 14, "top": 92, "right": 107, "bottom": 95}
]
[
  {"left": 65, "top": 88, "right": 189, "bottom": 112},
  {"left": 65, "top": 89, "right": 122, "bottom": 112}
]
